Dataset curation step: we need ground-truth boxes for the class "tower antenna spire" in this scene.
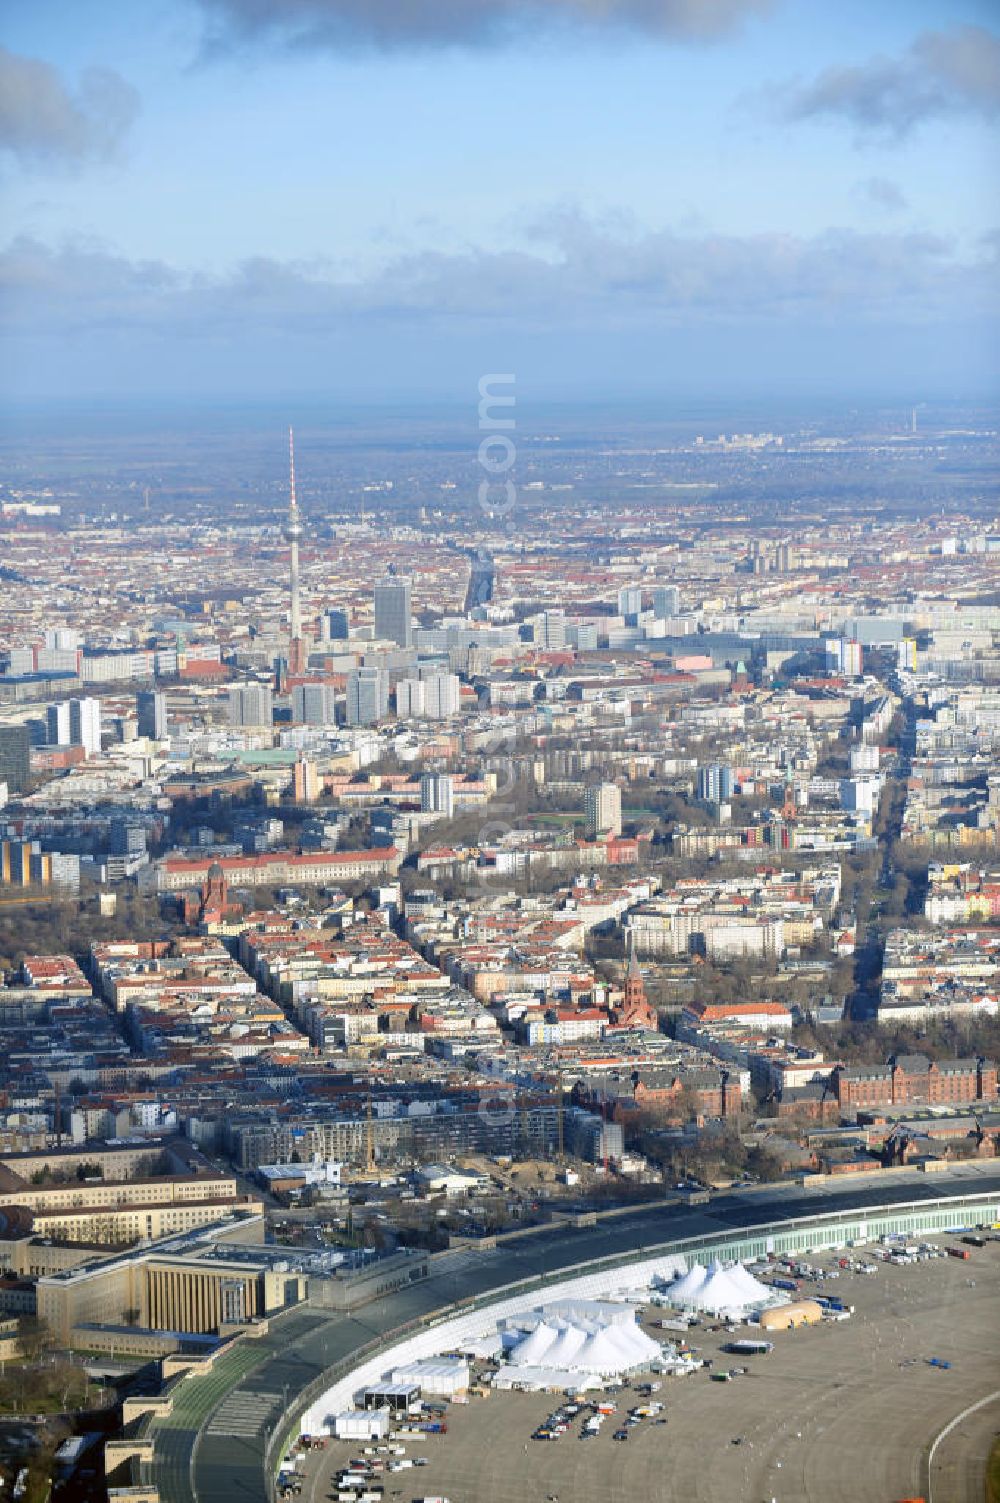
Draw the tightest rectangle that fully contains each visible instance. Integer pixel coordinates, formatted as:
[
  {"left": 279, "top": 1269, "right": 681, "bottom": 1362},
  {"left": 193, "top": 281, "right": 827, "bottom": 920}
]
[{"left": 285, "top": 425, "right": 305, "bottom": 673}]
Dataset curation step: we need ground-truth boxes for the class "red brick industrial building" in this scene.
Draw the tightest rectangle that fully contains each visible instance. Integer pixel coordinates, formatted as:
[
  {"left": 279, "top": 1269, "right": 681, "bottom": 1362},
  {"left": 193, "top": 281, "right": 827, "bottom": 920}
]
[{"left": 834, "top": 1053, "right": 997, "bottom": 1110}]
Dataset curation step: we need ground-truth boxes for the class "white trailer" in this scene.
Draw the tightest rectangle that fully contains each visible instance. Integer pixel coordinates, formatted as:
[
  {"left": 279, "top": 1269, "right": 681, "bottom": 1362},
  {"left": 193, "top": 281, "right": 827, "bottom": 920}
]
[{"left": 334, "top": 1411, "right": 392, "bottom": 1442}]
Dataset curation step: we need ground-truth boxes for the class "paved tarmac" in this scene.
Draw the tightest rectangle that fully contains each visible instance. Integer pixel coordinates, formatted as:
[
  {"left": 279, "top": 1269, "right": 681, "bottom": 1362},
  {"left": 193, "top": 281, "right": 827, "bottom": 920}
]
[
  {"left": 928, "top": 1388, "right": 1000, "bottom": 1503},
  {"left": 147, "top": 1165, "right": 1000, "bottom": 1502},
  {"left": 301, "top": 1236, "right": 1000, "bottom": 1503}
]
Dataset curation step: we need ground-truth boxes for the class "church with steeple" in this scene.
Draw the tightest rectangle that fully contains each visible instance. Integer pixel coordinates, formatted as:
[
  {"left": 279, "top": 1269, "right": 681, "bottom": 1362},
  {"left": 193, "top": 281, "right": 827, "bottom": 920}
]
[
  {"left": 610, "top": 944, "right": 658, "bottom": 1031},
  {"left": 180, "top": 860, "right": 245, "bottom": 932}
]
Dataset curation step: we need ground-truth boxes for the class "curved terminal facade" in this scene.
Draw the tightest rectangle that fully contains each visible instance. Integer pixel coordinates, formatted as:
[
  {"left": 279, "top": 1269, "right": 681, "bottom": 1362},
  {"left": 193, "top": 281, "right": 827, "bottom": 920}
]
[
  {"left": 133, "top": 1169, "right": 1000, "bottom": 1503},
  {"left": 297, "top": 1183, "right": 1000, "bottom": 1435}
]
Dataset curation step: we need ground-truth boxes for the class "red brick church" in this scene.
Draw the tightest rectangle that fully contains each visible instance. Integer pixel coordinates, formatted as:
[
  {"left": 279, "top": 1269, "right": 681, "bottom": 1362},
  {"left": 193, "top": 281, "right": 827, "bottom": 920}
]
[
  {"left": 181, "top": 861, "right": 245, "bottom": 930},
  {"left": 610, "top": 949, "right": 659, "bottom": 1031}
]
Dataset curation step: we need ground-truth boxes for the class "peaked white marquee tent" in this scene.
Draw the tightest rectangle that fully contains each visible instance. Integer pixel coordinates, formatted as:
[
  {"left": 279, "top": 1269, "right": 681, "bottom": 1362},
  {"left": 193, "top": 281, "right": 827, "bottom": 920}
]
[
  {"left": 664, "top": 1259, "right": 778, "bottom": 1315},
  {"left": 502, "top": 1308, "right": 661, "bottom": 1383}
]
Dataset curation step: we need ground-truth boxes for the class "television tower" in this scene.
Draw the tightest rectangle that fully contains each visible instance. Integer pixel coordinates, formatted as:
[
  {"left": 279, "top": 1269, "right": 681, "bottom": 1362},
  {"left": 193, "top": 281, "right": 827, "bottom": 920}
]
[{"left": 286, "top": 426, "right": 306, "bottom": 675}]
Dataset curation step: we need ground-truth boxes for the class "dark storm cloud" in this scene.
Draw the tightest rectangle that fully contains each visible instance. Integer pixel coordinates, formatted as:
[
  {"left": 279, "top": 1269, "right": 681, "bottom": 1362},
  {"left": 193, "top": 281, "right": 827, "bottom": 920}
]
[
  {"left": 194, "top": 0, "right": 771, "bottom": 50},
  {"left": 0, "top": 47, "right": 139, "bottom": 168},
  {"left": 780, "top": 24, "right": 1000, "bottom": 138},
  {"left": 2, "top": 221, "right": 992, "bottom": 341}
]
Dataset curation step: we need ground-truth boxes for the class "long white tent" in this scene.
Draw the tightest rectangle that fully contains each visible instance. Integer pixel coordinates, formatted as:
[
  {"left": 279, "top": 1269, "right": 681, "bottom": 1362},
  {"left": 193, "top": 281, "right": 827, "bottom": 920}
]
[
  {"left": 493, "top": 1365, "right": 602, "bottom": 1393},
  {"left": 664, "top": 1258, "right": 778, "bottom": 1315},
  {"left": 504, "top": 1311, "right": 661, "bottom": 1381},
  {"left": 299, "top": 1250, "right": 687, "bottom": 1435}
]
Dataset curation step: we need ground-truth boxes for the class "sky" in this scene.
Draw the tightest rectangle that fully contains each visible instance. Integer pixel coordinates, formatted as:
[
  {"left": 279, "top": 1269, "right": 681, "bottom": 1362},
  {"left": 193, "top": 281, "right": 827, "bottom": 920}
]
[{"left": 1, "top": 0, "right": 998, "bottom": 404}]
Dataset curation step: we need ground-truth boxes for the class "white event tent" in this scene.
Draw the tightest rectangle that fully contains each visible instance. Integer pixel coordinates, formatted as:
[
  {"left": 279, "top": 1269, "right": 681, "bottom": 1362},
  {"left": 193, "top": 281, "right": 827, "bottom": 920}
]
[
  {"left": 664, "top": 1259, "right": 778, "bottom": 1315},
  {"left": 497, "top": 1303, "right": 662, "bottom": 1388}
]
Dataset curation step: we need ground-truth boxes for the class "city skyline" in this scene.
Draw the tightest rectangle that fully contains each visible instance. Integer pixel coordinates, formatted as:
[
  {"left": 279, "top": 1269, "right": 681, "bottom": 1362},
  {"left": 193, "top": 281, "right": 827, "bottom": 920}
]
[
  {"left": 0, "top": 402, "right": 999, "bottom": 1499},
  {"left": 0, "top": 4, "right": 998, "bottom": 1498}
]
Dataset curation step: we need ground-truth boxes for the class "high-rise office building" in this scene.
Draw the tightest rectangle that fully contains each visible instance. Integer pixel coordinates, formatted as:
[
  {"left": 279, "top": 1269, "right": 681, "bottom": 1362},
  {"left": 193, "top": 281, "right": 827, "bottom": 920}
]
[
  {"left": 849, "top": 743, "right": 880, "bottom": 774},
  {"left": 698, "top": 764, "right": 735, "bottom": 802},
  {"left": 1, "top": 840, "right": 32, "bottom": 883},
  {"left": 44, "top": 627, "right": 82, "bottom": 653},
  {"left": 0, "top": 725, "right": 30, "bottom": 793},
  {"left": 374, "top": 571, "right": 412, "bottom": 648},
  {"left": 585, "top": 781, "right": 622, "bottom": 839},
  {"left": 228, "top": 683, "right": 274, "bottom": 728},
  {"left": 46, "top": 702, "right": 72, "bottom": 746},
  {"left": 346, "top": 668, "right": 388, "bottom": 726},
  {"left": 538, "top": 611, "right": 567, "bottom": 650},
  {"left": 70, "top": 698, "right": 102, "bottom": 757},
  {"left": 35, "top": 646, "right": 79, "bottom": 673},
  {"left": 47, "top": 852, "right": 81, "bottom": 892},
  {"left": 825, "top": 637, "right": 863, "bottom": 677},
  {"left": 420, "top": 772, "right": 454, "bottom": 818},
  {"left": 567, "top": 622, "right": 599, "bottom": 652},
  {"left": 292, "top": 682, "right": 336, "bottom": 725},
  {"left": 423, "top": 672, "right": 460, "bottom": 720},
  {"left": 617, "top": 585, "right": 643, "bottom": 622},
  {"left": 840, "top": 775, "right": 880, "bottom": 816},
  {"left": 110, "top": 819, "right": 147, "bottom": 856},
  {"left": 395, "top": 677, "right": 425, "bottom": 719},
  {"left": 326, "top": 608, "right": 349, "bottom": 642},
  {"left": 293, "top": 756, "right": 320, "bottom": 803},
  {"left": 0, "top": 841, "right": 78, "bottom": 892},
  {"left": 6, "top": 649, "right": 33, "bottom": 675},
  {"left": 137, "top": 690, "right": 167, "bottom": 740},
  {"left": 652, "top": 585, "right": 680, "bottom": 620}
]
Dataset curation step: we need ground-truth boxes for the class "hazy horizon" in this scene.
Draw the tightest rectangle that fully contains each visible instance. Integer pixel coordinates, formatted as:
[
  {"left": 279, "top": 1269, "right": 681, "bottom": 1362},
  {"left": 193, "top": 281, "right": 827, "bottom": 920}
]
[{"left": 2, "top": 0, "right": 998, "bottom": 404}]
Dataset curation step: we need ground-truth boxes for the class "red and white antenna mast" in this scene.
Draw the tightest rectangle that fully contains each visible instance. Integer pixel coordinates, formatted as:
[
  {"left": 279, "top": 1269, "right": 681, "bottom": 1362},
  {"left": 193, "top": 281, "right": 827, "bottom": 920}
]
[{"left": 285, "top": 426, "right": 304, "bottom": 668}]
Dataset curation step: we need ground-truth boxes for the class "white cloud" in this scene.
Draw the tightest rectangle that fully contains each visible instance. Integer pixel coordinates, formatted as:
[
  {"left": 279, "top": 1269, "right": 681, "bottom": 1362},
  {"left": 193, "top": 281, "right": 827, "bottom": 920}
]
[{"left": 2, "top": 219, "right": 993, "bottom": 342}]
